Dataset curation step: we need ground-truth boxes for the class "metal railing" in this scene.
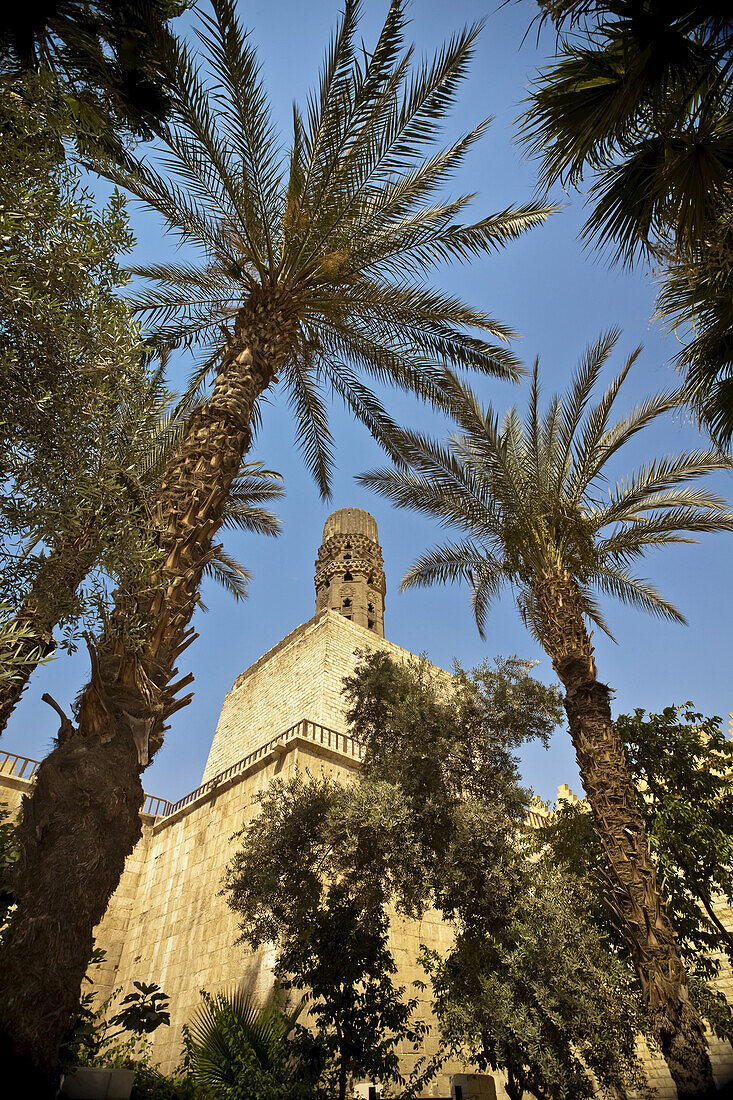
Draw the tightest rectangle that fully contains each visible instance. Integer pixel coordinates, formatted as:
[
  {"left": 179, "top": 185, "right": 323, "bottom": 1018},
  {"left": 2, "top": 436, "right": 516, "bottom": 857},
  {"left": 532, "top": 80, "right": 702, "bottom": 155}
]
[
  {"left": 142, "top": 793, "right": 173, "bottom": 817},
  {"left": 0, "top": 750, "right": 172, "bottom": 819},
  {"left": 159, "top": 719, "right": 364, "bottom": 820},
  {"left": 0, "top": 729, "right": 557, "bottom": 832},
  {"left": 0, "top": 751, "right": 40, "bottom": 780}
]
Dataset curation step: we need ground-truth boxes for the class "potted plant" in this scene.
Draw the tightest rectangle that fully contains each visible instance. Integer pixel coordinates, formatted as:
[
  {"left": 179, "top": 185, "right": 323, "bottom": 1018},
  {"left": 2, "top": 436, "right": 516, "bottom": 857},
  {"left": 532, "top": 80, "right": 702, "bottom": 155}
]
[{"left": 60, "top": 968, "right": 170, "bottom": 1099}]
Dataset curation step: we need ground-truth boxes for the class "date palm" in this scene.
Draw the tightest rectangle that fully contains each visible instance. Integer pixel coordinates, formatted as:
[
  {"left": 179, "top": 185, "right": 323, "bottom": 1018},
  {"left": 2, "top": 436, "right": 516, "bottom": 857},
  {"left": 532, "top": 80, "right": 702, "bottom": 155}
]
[
  {"left": 520, "top": 1, "right": 733, "bottom": 444},
  {"left": 359, "top": 329, "right": 733, "bottom": 1097},
  {"left": 0, "top": 0, "right": 553, "bottom": 1082},
  {"left": 0, "top": 357, "right": 283, "bottom": 737}
]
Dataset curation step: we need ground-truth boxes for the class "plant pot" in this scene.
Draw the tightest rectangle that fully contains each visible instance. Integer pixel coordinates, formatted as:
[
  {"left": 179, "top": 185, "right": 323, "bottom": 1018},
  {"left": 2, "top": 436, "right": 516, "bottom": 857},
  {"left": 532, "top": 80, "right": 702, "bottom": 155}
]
[{"left": 60, "top": 1066, "right": 135, "bottom": 1099}]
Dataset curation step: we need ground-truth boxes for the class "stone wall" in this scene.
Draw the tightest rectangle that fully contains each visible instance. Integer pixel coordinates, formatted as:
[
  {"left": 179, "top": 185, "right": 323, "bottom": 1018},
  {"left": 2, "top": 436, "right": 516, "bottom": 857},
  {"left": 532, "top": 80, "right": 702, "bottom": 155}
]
[
  {"left": 202, "top": 610, "right": 446, "bottom": 782},
  {"left": 91, "top": 739, "right": 467, "bottom": 1096}
]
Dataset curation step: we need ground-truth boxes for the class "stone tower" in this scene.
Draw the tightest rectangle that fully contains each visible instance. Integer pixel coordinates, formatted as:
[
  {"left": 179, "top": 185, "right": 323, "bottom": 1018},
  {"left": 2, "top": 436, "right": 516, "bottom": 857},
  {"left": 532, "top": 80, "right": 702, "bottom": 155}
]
[{"left": 314, "top": 507, "right": 386, "bottom": 636}]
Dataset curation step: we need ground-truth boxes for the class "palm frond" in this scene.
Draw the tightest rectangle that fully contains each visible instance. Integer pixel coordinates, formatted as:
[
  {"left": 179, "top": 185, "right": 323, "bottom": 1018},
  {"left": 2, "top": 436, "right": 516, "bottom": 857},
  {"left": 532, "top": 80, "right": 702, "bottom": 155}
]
[
  {"left": 555, "top": 327, "right": 621, "bottom": 489},
  {"left": 591, "top": 450, "right": 733, "bottom": 527},
  {"left": 95, "top": 0, "right": 548, "bottom": 501},
  {"left": 283, "top": 355, "right": 334, "bottom": 500},
  {"left": 357, "top": 334, "right": 731, "bottom": 650},
  {"left": 198, "top": 0, "right": 284, "bottom": 269},
  {"left": 564, "top": 346, "right": 643, "bottom": 500},
  {"left": 401, "top": 540, "right": 501, "bottom": 591},
  {"left": 592, "top": 566, "right": 687, "bottom": 625},
  {"left": 204, "top": 548, "right": 252, "bottom": 603}
]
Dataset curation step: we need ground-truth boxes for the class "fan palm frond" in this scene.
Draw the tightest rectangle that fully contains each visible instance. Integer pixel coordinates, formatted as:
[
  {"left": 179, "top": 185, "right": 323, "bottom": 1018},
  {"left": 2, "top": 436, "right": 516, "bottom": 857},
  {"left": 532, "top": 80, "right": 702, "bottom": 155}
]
[
  {"left": 518, "top": 2, "right": 733, "bottom": 445},
  {"left": 188, "top": 986, "right": 305, "bottom": 1092}
]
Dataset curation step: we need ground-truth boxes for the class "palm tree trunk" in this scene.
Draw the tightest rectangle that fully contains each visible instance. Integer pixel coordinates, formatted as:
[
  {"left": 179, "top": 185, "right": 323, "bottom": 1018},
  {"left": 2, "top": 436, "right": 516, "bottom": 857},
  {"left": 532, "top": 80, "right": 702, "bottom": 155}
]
[
  {"left": 0, "top": 301, "right": 289, "bottom": 1081},
  {"left": 0, "top": 534, "right": 98, "bottom": 735},
  {"left": 532, "top": 570, "right": 716, "bottom": 1098}
]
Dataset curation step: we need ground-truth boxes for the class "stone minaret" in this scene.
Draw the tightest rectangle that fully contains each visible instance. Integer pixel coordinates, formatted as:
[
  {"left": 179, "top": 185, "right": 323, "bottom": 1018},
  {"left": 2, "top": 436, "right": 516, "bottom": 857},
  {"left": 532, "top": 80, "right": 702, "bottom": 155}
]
[{"left": 315, "top": 508, "right": 386, "bottom": 636}]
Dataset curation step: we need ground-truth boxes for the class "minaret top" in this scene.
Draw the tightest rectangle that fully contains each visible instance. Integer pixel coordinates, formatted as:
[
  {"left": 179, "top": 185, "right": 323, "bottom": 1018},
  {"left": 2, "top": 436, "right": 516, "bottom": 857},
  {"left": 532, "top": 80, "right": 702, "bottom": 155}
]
[
  {"left": 315, "top": 508, "right": 386, "bottom": 636},
  {"left": 322, "top": 507, "right": 379, "bottom": 543}
]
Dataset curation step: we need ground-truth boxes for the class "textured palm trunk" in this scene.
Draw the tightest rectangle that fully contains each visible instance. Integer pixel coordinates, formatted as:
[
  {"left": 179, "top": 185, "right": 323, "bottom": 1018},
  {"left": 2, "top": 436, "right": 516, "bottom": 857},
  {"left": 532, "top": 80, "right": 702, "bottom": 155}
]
[
  {"left": 532, "top": 570, "right": 716, "bottom": 1098},
  {"left": 0, "top": 534, "right": 98, "bottom": 736},
  {"left": 0, "top": 296, "right": 293, "bottom": 1082}
]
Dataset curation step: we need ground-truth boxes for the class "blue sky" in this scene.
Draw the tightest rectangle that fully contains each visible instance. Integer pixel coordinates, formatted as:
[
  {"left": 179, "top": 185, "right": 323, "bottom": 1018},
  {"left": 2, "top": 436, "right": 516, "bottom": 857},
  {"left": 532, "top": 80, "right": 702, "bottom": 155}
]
[{"left": 7, "top": 0, "right": 732, "bottom": 804}]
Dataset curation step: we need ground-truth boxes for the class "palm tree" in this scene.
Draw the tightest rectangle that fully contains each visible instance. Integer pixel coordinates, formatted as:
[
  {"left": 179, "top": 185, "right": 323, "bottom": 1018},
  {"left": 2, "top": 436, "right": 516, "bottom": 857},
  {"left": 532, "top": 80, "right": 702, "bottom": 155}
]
[
  {"left": 0, "top": 364, "right": 284, "bottom": 737},
  {"left": 187, "top": 987, "right": 309, "bottom": 1099},
  {"left": 519, "top": 1, "right": 733, "bottom": 444},
  {"left": 0, "top": 0, "right": 553, "bottom": 1082},
  {"left": 358, "top": 330, "right": 733, "bottom": 1098}
]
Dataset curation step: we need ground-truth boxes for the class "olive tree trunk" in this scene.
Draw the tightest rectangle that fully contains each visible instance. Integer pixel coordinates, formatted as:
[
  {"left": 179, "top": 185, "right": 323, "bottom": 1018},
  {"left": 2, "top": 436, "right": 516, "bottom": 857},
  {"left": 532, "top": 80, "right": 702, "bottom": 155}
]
[
  {"left": 533, "top": 570, "right": 716, "bottom": 1098},
  {"left": 0, "top": 535, "right": 98, "bottom": 735},
  {"left": 0, "top": 299, "right": 291, "bottom": 1083}
]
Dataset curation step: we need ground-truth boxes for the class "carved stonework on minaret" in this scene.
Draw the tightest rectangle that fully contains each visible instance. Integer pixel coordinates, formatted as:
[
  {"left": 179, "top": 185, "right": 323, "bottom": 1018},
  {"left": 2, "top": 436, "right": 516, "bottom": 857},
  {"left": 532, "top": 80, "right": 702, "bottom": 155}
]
[{"left": 314, "top": 508, "right": 386, "bottom": 637}]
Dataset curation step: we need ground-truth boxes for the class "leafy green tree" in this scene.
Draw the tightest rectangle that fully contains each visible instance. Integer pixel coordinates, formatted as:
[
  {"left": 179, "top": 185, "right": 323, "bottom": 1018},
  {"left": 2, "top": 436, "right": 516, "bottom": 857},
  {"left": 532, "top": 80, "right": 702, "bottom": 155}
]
[
  {"left": 0, "top": 607, "right": 55, "bottom": 715},
  {"left": 225, "top": 774, "right": 427, "bottom": 1100},
  {"left": 424, "top": 867, "right": 649, "bottom": 1100},
  {"left": 0, "top": 0, "right": 553, "bottom": 1081},
  {"left": 229, "top": 651, "right": 647, "bottom": 1099},
  {"left": 520, "top": 1, "right": 733, "bottom": 444},
  {"left": 339, "top": 651, "right": 647, "bottom": 1100},
  {"left": 546, "top": 704, "right": 733, "bottom": 980},
  {"left": 620, "top": 704, "right": 733, "bottom": 971},
  {"left": 0, "top": 2, "right": 187, "bottom": 157},
  {"left": 358, "top": 332, "right": 733, "bottom": 1095},
  {"left": 0, "top": 83, "right": 139, "bottom": 488},
  {"left": 0, "top": 74, "right": 284, "bottom": 734},
  {"left": 535, "top": 802, "right": 733, "bottom": 1050},
  {"left": 0, "top": 440, "right": 284, "bottom": 736}
]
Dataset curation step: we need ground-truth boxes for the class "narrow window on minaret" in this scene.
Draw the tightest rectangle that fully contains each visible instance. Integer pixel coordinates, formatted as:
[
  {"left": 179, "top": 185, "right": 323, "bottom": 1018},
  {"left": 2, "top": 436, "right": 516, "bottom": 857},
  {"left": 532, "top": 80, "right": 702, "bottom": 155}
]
[{"left": 344, "top": 570, "right": 353, "bottom": 581}]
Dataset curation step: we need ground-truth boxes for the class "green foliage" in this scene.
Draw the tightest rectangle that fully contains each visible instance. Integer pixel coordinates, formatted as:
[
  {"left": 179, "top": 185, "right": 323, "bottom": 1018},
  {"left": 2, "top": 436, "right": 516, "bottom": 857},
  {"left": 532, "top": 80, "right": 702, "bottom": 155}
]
[
  {"left": 520, "top": 2, "right": 733, "bottom": 443},
  {"left": 620, "top": 704, "right": 733, "bottom": 975},
  {"left": 0, "top": 80, "right": 158, "bottom": 630},
  {"left": 0, "top": 801, "right": 18, "bottom": 934},
  {"left": 535, "top": 702, "right": 733, "bottom": 1039},
  {"left": 0, "top": 83, "right": 138, "bottom": 476},
  {"left": 0, "top": 603, "right": 55, "bottom": 684},
  {"left": 100, "top": 0, "right": 555, "bottom": 498},
  {"left": 0, "top": 2, "right": 187, "bottom": 159},
  {"left": 225, "top": 775, "right": 427, "bottom": 1096},
  {"left": 186, "top": 988, "right": 315, "bottom": 1100},
  {"left": 339, "top": 652, "right": 648, "bottom": 1100},
  {"left": 130, "top": 1062, "right": 204, "bottom": 1100},
  {"left": 228, "top": 652, "right": 644, "bottom": 1097},
  {"left": 226, "top": 654, "right": 562, "bottom": 1094},
  {"left": 61, "top": 956, "right": 170, "bottom": 1071},
  {"left": 277, "top": 883, "right": 428, "bottom": 1097},
  {"left": 0, "top": 82, "right": 285, "bottom": 662},
  {"left": 340, "top": 652, "right": 563, "bottom": 917},
  {"left": 424, "top": 868, "right": 650, "bottom": 1100},
  {"left": 111, "top": 982, "right": 171, "bottom": 1036},
  {"left": 358, "top": 331, "right": 733, "bottom": 639}
]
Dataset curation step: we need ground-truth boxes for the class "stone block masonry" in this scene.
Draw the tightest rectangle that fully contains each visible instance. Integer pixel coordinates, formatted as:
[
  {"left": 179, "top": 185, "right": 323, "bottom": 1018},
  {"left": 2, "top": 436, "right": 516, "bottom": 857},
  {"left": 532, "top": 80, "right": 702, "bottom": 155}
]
[
  {"left": 202, "top": 608, "right": 444, "bottom": 783},
  {"left": 1, "top": 508, "right": 731, "bottom": 1097}
]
